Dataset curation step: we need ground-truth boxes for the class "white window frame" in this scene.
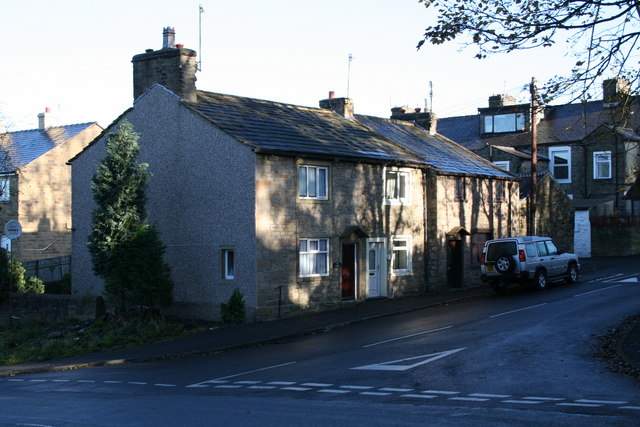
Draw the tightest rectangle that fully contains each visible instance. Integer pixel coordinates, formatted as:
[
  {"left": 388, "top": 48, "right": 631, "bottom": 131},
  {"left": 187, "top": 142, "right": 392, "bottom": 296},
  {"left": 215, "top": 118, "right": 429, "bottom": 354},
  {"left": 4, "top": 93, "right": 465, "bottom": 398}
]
[
  {"left": 0, "top": 177, "right": 10, "bottom": 202},
  {"left": 493, "top": 161, "right": 510, "bottom": 172},
  {"left": 299, "top": 165, "right": 328, "bottom": 200},
  {"left": 548, "top": 146, "right": 571, "bottom": 183},
  {"left": 391, "top": 235, "right": 412, "bottom": 276},
  {"left": 384, "top": 168, "right": 411, "bottom": 205},
  {"left": 593, "top": 151, "right": 612, "bottom": 179},
  {"left": 222, "top": 249, "right": 235, "bottom": 280},
  {"left": 483, "top": 113, "right": 526, "bottom": 133},
  {"left": 299, "top": 238, "right": 330, "bottom": 277}
]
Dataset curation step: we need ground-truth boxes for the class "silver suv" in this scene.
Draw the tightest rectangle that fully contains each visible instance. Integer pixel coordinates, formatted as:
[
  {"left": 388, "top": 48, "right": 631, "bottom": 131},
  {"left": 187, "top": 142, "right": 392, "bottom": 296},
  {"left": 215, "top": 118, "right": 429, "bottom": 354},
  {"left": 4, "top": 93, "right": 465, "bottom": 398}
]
[{"left": 480, "top": 236, "right": 580, "bottom": 293}]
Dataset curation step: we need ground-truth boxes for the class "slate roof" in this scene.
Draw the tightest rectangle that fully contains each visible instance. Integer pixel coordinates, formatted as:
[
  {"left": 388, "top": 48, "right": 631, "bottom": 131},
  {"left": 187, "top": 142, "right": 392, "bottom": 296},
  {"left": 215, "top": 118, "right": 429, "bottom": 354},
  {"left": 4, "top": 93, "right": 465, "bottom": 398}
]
[
  {"left": 438, "top": 98, "right": 640, "bottom": 150},
  {"left": 185, "top": 90, "right": 513, "bottom": 179},
  {"left": 186, "top": 91, "right": 424, "bottom": 164},
  {"left": 0, "top": 123, "right": 95, "bottom": 173},
  {"left": 356, "top": 115, "right": 514, "bottom": 179}
]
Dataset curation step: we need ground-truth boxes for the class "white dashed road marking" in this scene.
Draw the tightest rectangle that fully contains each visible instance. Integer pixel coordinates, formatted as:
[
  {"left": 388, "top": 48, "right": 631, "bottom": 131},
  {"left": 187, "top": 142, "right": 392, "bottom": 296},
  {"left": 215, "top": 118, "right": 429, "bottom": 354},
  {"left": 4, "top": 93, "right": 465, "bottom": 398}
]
[
  {"left": 362, "top": 326, "right": 453, "bottom": 348},
  {"left": 4, "top": 376, "right": 639, "bottom": 412},
  {"left": 490, "top": 303, "right": 548, "bottom": 318}
]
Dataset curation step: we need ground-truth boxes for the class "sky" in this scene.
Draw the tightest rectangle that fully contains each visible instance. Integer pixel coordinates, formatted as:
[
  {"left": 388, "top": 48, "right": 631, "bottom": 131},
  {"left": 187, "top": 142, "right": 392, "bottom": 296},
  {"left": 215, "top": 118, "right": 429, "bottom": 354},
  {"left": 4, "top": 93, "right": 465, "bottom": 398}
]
[{"left": 1, "top": 0, "right": 579, "bottom": 131}]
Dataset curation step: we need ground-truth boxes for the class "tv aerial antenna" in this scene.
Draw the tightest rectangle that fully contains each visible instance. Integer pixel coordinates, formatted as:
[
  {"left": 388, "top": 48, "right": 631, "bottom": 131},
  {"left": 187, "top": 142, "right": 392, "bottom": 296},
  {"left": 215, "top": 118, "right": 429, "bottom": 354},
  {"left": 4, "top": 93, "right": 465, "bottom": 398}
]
[
  {"left": 197, "top": 4, "right": 205, "bottom": 71},
  {"left": 347, "top": 54, "right": 354, "bottom": 98}
]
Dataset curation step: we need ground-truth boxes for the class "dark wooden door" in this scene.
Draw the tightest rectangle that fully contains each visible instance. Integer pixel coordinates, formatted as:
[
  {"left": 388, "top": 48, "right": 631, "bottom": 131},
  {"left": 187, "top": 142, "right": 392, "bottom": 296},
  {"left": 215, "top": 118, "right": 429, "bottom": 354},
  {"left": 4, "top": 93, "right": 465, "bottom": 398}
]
[
  {"left": 447, "top": 239, "right": 463, "bottom": 288},
  {"left": 341, "top": 243, "right": 356, "bottom": 299}
]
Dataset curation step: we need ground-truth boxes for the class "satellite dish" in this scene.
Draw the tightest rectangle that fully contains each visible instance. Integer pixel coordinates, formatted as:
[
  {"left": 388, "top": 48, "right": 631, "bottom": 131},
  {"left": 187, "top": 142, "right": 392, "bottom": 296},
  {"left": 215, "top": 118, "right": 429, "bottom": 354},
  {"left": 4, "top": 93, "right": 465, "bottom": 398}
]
[{"left": 4, "top": 220, "right": 22, "bottom": 240}]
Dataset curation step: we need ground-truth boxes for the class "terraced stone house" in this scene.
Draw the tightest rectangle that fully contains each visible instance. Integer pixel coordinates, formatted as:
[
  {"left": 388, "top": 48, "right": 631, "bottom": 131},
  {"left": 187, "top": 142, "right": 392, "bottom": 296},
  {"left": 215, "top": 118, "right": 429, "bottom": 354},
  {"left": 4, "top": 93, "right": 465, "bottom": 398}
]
[{"left": 70, "top": 30, "right": 517, "bottom": 321}]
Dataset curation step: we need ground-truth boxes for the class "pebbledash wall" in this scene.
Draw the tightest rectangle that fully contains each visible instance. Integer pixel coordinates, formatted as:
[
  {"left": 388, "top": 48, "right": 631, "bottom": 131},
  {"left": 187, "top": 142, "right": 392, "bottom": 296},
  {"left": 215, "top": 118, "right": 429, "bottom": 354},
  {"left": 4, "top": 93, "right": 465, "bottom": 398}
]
[
  {"left": 71, "top": 86, "right": 258, "bottom": 321},
  {"left": 255, "top": 154, "right": 426, "bottom": 320}
]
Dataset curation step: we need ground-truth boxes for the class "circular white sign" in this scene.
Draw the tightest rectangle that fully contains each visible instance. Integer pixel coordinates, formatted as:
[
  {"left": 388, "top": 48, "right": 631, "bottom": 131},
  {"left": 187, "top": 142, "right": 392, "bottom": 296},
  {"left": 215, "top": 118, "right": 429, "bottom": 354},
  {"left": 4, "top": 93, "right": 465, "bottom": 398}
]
[{"left": 4, "top": 220, "right": 22, "bottom": 240}]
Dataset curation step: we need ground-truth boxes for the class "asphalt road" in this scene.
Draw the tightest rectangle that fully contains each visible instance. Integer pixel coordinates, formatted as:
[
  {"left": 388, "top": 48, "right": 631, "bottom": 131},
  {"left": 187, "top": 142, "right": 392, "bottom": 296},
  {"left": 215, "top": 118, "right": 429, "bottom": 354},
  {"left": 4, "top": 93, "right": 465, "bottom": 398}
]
[{"left": 1, "top": 263, "right": 639, "bottom": 426}]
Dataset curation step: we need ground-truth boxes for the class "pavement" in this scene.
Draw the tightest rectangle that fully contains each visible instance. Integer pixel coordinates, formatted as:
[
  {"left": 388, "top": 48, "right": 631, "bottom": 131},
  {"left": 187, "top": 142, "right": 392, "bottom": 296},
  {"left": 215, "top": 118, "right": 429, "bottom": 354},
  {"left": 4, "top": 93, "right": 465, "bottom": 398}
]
[{"left": 1, "top": 257, "right": 639, "bottom": 378}]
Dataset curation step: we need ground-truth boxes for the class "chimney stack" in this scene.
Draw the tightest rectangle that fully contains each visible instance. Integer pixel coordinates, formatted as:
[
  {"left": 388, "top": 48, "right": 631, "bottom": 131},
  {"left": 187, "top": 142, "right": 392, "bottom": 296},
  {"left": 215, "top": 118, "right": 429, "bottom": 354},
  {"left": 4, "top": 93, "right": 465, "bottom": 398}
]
[
  {"left": 603, "top": 77, "right": 631, "bottom": 106},
  {"left": 38, "top": 107, "right": 56, "bottom": 130},
  {"left": 488, "top": 94, "right": 517, "bottom": 108},
  {"left": 132, "top": 28, "right": 198, "bottom": 103},
  {"left": 319, "top": 92, "right": 354, "bottom": 119},
  {"left": 390, "top": 106, "right": 438, "bottom": 134},
  {"left": 162, "top": 27, "right": 176, "bottom": 49}
]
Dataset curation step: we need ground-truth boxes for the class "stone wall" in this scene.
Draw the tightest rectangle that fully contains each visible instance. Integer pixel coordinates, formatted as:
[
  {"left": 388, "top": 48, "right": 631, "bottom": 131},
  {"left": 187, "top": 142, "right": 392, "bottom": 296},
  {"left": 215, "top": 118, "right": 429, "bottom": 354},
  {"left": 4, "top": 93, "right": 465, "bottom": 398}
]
[
  {"left": 255, "top": 155, "right": 426, "bottom": 320},
  {"left": 519, "top": 173, "right": 575, "bottom": 252},
  {"left": 0, "top": 294, "right": 96, "bottom": 324},
  {"left": 591, "top": 225, "right": 640, "bottom": 257},
  {"left": 427, "top": 173, "right": 520, "bottom": 291}
]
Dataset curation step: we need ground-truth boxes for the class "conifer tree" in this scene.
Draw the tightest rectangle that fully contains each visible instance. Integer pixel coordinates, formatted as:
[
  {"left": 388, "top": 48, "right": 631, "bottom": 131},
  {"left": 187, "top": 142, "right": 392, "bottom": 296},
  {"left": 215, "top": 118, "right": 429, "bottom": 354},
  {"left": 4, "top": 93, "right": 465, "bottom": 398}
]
[{"left": 88, "top": 120, "right": 173, "bottom": 311}]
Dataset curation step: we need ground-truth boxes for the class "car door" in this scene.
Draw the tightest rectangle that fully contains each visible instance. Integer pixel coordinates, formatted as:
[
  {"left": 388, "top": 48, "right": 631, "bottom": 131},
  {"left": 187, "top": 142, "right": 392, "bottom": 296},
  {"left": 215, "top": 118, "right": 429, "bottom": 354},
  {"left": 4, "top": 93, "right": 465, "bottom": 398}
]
[{"left": 543, "top": 240, "right": 564, "bottom": 277}]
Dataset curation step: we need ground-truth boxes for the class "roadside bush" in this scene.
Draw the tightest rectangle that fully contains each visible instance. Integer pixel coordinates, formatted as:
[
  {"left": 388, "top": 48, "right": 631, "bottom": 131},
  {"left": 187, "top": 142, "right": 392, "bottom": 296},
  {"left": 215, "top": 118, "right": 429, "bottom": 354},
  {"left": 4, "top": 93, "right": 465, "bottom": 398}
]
[
  {"left": 23, "top": 276, "right": 45, "bottom": 294},
  {"left": 221, "top": 288, "right": 246, "bottom": 324},
  {"left": 0, "top": 249, "right": 28, "bottom": 300}
]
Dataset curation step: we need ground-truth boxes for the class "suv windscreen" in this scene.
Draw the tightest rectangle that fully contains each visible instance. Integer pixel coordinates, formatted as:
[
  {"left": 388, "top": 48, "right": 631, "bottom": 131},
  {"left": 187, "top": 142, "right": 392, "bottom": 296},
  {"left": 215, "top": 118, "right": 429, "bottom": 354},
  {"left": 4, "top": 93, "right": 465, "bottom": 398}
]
[{"left": 486, "top": 241, "right": 517, "bottom": 261}]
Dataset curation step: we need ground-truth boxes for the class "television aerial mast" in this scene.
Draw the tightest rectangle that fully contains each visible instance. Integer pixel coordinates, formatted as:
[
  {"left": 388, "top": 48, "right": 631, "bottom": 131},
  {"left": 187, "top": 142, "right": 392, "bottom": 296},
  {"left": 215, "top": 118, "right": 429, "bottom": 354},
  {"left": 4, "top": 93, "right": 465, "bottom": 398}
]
[{"left": 198, "top": 4, "right": 205, "bottom": 71}]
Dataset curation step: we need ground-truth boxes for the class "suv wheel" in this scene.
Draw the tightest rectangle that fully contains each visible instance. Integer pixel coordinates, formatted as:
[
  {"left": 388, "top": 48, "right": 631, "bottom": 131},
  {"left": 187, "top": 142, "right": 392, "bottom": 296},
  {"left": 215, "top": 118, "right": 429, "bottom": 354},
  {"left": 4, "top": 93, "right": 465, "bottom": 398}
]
[
  {"left": 494, "top": 253, "right": 515, "bottom": 275},
  {"left": 534, "top": 270, "right": 547, "bottom": 290},
  {"left": 565, "top": 263, "right": 578, "bottom": 284}
]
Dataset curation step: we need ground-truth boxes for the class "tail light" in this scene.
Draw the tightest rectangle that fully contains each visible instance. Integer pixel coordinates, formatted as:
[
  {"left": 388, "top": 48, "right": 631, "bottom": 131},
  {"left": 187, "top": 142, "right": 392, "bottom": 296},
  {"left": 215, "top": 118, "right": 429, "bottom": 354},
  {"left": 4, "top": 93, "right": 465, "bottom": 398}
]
[
  {"left": 519, "top": 249, "right": 526, "bottom": 262},
  {"left": 481, "top": 253, "right": 486, "bottom": 265}
]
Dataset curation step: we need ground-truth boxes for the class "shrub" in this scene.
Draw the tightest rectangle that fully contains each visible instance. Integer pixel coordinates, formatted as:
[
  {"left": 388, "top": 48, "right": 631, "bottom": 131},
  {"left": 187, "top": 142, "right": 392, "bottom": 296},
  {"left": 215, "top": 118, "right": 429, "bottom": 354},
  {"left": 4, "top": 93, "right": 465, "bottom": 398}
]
[
  {"left": 24, "top": 276, "right": 45, "bottom": 294},
  {"left": 221, "top": 288, "right": 246, "bottom": 324}
]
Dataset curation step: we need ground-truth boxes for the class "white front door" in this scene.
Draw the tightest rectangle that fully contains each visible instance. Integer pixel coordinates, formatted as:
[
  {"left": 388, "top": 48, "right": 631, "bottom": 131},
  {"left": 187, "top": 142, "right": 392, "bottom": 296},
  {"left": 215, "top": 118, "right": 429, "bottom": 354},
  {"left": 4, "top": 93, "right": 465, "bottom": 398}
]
[
  {"left": 574, "top": 210, "right": 591, "bottom": 258},
  {"left": 366, "top": 238, "right": 387, "bottom": 298}
]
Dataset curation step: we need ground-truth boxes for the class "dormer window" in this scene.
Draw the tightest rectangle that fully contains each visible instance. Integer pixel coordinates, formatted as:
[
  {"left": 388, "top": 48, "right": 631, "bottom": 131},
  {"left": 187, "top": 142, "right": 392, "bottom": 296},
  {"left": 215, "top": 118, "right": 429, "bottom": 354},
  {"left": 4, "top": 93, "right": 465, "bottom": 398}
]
[{"left": 482, "top": 113, "right": 526, "bottom": 134}]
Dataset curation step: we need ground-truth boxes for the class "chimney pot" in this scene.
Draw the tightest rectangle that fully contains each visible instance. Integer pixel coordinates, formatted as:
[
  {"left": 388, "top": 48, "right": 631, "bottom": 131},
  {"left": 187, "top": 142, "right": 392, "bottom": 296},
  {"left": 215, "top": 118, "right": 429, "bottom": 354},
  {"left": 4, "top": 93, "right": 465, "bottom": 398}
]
[
  {"left": 176, "top": 44, "right": 184, "bottom": 48},
  {"left": 145, "top": 49, "right": 153, "bottom": 53},
  {"left": 329, "top": 91, "right": 335, "bottom": 99}
]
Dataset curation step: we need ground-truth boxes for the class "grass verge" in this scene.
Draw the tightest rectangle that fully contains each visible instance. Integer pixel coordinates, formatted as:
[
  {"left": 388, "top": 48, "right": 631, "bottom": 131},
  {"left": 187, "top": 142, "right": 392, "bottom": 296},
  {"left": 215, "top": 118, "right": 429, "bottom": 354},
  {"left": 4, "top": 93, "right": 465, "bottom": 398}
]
[{"left": 0, "top": 315, "right": 217, "bottom": 365}]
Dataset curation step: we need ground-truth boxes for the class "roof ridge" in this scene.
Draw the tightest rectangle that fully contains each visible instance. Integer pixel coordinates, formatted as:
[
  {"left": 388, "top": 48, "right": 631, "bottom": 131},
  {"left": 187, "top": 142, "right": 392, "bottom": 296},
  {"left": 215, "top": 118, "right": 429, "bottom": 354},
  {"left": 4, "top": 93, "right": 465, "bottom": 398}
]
[
  {"left": 194, "top": 89, "right": 328, "bottom": 114},
  {"left": 3, "top": 122, "right": 97, "bottom": 134}
]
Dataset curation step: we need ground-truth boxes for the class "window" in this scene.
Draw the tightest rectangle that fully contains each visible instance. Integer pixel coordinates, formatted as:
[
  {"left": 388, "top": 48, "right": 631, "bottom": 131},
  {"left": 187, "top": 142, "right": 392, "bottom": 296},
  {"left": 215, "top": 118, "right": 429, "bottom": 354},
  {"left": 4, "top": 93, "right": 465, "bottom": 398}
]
[
  {"left": 299, "top": 165, "right": 328, "bottom": 199},
  {"left": 385, "top": 169, "right": 410, "bottom": 204},
  {"left": 549, "top": 146, "right": 571, "bottom": 183},
  {"left": 222, "top": 249, "right": 235, "bottom": 279},
  {"left": 593, "top": 151, "right": 612, "bottom": 179},
  {"left": 496, "top": 181, "right": 505, "bottom": 202},
  {"left": 391, "top": 236, "right": 412, "bottom": 275},
  {"left": 455, "top": 177, "right": 466, "bottom": 200},
  {"left": 0, "top": 177, "right": 9, "bottom": 202},
  {"left": 536, "top": 241, "right": 548, "bottom": 256},
  {"left": 299, "top": 238, "right": 329, "bottom": 277},
  {"left": 483, "top": 113, "right": 526, "bottom": 133},
  {"left": 544, "top": 240, "right": 558, "bottom": 256},
  {"left": 524, "top": 243, "right": 536, "bottom": 258},
  {"left": 493, "top": 161, "right": 510, "bottom": 172}
]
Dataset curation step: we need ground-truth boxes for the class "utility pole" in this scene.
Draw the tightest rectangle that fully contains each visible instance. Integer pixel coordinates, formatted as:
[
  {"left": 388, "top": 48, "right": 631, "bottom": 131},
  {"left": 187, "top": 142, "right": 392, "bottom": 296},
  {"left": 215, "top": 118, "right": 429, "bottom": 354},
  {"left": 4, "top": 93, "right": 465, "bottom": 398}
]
[{"left": 529, "top": 77, "right": 538, "bottom": 235}]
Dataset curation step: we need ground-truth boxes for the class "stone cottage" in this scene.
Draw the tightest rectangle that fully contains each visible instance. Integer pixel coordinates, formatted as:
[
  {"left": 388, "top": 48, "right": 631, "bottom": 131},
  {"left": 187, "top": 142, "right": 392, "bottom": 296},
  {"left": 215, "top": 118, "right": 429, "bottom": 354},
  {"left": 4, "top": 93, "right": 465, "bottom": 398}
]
[
  {"left": 70, "top": 29, "right": 517, "bottom": 321},
  {"left": 0, "top": 112, "right": 102, "bottom": 263}
]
